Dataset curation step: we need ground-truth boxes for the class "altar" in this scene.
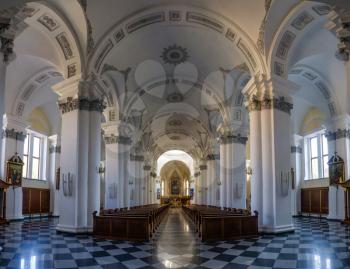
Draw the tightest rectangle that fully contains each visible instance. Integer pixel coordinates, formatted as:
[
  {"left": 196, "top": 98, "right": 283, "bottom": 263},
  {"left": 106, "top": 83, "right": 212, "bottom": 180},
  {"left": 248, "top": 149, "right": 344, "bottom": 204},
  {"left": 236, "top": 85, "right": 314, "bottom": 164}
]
[{"left": 160, "top": 196, "right": 191, "bottom": 207}]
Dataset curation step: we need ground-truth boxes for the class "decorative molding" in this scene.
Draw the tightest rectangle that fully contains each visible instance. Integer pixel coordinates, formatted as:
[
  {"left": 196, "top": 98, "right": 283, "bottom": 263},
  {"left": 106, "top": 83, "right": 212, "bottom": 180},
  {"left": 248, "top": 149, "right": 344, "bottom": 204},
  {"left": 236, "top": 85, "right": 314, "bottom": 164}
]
[
  {"left": 143, "top": 165, "right": 151, "bottom": 171},
  {"left": 0, "top": 36, "right": 13, "bottom": 63},
  {"left": 246, "top": 96, "right": 293, "bottom": 115},
  {"left": 291, "top": 146, "right": 302, "bottom": 154},
  {"left": 56, "top": 32, "right": 74, "bottom": 60},
  {"left": 186, "top": 12, "right": 224, "bottom": 33},
  {"left": 58, "top": 97, "right": 105, "bottom": 114},
  {"left": 130, "top": 154, "right": 144, "bottom": 161},
  {"left": 67, "top": 63, "right": 77, "bottom": 78},
  {"left": 37, "top": 14, "right": 59, "bottom": 31},
  {"left": 49, "top": 145, "right": 61, "bottom": 154},
  {"left": 291, "top": 11, "right": 314, "bottom": 31},
  {"left": 161, "top": 44, "right": 188, "bottom": 65},
  {"left": 126, "top": 12, "right": 165, "bottom": 33},
  {"left": 325, "top": 129, "right": 350, "bottom": 141},
  {"left": 2, "top": 128, "right": 26, "bottom": 141},
  {"left": 104, "top": 135, "right": 132, "bottom": 145},
  {"left": 207, "top": 154, "right": 219, "bottom": 160},
  {"left": 219, "top": 134, "right": 248, "bottom": 145},
  {"left": 199, "top": 164, "right": 207, "bottom": 170}
]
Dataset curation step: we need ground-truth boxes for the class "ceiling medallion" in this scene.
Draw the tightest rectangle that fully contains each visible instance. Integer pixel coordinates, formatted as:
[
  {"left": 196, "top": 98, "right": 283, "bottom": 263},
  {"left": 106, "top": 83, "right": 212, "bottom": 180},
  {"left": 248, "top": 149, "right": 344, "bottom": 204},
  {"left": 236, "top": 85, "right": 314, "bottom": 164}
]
[
  {"left": 168, "top": 119, "right": 182, "bottom": 126},
  {"left": 161, "top": 44, "right": 188, "bottom": 65},
  {"left": 166, "top": 92, "right": 184, "bottom": 103}
]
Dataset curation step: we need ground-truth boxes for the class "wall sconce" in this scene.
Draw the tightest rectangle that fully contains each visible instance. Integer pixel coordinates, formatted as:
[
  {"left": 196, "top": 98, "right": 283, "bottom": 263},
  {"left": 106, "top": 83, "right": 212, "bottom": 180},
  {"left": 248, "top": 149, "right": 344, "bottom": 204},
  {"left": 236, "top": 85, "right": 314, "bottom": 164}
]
[
  {"left": 128, "top": 180, "right": 134, "bottom": 185},
  {"left": 217, "top": 180, "right": 222, "bottom": 186}
]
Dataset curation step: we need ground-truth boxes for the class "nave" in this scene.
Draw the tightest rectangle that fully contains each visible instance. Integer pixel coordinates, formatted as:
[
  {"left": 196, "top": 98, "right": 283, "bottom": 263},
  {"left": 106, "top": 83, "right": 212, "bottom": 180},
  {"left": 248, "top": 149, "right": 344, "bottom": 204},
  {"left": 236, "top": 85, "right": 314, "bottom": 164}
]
[{"left": 1, "top": 209, "right": 350, "bottom": 269}]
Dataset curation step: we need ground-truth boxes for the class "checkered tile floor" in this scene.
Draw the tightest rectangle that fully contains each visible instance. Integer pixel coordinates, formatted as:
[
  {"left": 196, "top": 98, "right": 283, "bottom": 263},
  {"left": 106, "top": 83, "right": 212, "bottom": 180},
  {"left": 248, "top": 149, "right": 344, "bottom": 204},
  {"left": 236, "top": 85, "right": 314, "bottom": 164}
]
[{"left": 1, "top": 209, "right": 350, "bottom": 269}]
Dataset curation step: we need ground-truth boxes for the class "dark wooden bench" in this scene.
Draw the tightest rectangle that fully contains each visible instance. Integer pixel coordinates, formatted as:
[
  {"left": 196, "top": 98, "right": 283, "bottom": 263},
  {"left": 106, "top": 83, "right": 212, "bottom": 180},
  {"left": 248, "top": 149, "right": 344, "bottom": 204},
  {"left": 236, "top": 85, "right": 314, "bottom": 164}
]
[
  {"left": 93, "top": 204, "right": 169, "bottom": 241},
  {"left": 183, "top": 205, "right": 258, "bottom": 241}
]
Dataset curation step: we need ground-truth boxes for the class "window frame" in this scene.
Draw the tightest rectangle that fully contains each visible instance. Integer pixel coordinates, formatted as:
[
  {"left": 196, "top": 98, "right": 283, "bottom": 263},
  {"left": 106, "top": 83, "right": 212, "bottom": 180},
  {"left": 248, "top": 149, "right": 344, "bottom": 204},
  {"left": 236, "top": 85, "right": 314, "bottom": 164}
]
[
  {"left": 304, "top": 130, "right": 329, "bottom": 180},
  {"left": 23, "top": 130, "right": 48, "bottom": 181}
]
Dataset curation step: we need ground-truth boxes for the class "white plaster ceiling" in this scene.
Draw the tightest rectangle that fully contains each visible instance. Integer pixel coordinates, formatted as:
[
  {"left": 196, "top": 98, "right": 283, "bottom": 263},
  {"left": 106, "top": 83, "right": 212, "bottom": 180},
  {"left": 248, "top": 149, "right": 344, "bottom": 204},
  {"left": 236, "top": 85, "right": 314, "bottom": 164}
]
[{"left": 87, "top": 0, "right": 266, "bottom": 45}]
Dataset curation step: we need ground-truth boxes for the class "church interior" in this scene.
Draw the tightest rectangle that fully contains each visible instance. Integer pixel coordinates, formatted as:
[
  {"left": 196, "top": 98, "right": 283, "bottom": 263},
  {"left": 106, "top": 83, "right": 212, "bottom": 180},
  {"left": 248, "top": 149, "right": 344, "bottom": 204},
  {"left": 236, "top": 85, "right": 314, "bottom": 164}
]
[{"left": 1, "top": 0, "right": 350, "bottom": 268}]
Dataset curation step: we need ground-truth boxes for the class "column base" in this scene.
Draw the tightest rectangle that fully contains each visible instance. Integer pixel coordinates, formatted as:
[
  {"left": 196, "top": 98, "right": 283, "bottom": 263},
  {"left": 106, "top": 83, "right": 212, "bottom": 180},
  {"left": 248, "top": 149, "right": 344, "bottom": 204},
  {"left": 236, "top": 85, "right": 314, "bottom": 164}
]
[
  {"left": 7, "top": 215, "right": 24, "bottom": 221},
  {"left": 259, "top": 224, "right": 295, "bottom": 234},
  {"left": 56, "top": 224, "right": 93, "bottom": 234}
]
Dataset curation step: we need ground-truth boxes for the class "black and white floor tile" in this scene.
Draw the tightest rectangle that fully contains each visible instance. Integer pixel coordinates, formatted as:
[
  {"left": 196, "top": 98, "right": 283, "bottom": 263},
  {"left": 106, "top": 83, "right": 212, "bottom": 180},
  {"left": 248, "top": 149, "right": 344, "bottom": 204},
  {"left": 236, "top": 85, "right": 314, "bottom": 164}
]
[{"left": 1, "top": 209, "right": 350, "bottom": 268}]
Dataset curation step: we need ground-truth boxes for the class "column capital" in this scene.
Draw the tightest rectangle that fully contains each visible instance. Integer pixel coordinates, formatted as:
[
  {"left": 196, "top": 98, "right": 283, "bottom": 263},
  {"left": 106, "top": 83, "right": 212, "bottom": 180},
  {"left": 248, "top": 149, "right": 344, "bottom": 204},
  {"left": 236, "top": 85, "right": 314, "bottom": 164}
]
[
  {"left": 54, "top": 77, "right": 106, "bottom": 114},
  {"left": 243, "top": 75, "right": 299, "bottom": 114},
  {"left": 218, "top": 133, "right": 248, "bottom": 145},
  {"left": 3, "top": 114, "right": 28, "bottom": 132}
]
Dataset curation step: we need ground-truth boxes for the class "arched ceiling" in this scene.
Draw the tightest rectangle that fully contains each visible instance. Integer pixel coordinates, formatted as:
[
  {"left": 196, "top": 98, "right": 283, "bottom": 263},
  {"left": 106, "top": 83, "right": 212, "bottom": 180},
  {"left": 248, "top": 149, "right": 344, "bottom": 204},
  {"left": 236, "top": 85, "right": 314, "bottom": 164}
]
[
  {"left": 160, "top": 160, "right": 191, "bottom": 180},
  {"left": 87, "top": 0, "right": 266, "bottom": 46}
]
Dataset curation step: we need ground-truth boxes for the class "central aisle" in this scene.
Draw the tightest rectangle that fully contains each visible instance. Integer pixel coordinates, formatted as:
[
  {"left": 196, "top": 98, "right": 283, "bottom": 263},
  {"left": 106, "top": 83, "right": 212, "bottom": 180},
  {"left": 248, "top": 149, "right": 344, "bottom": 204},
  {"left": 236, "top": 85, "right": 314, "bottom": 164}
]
[{"left": 152, "top": 208, "right": 200, "bottom": 267}]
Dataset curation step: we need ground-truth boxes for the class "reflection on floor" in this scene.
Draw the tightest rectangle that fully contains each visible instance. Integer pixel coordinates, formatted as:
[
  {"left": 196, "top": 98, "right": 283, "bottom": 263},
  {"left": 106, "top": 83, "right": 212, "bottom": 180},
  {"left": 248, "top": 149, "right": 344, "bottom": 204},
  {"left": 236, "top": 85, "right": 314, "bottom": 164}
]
[{"left": 1, "top": 208, "right": 350, "bottom": 268}]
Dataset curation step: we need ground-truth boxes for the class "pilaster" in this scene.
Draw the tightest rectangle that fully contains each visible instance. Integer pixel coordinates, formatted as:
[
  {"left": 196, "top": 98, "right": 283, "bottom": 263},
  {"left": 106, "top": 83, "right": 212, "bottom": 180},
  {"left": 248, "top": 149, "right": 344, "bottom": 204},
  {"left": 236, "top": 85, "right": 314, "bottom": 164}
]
[
  {"left": 1, "top": 114, "right": 27, "bottom": 220},
  {"left": 53, "top": 77, "right": 105, "bottom": 233},
  {"left": 325, "top": 114, "right": 350, "bottom": 220},
  {"left": 48, "top": 134, "right": 61, "bottom": 217},
  {"left": 243, "top": 75, "right": 299, "bottom": 233},
  {"left": 290, "top": 134, "right": 303, "bottom": 216}
]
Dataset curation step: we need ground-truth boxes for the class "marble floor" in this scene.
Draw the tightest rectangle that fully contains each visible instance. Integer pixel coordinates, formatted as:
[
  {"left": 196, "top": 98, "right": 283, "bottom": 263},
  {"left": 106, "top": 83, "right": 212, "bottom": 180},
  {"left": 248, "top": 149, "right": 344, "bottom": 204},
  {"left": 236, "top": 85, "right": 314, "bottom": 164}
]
[{"left": 1, "top": 209, "right": 350, "bottom": 268}]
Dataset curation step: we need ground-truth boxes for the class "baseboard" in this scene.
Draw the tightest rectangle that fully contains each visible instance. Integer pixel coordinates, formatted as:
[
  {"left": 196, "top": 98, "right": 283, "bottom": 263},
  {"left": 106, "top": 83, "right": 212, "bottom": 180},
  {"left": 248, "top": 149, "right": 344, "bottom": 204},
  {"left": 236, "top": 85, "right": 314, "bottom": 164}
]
[
  {"left": 7, "top": 216, "right": 24, "bottom": 222},
  {"left": 56, "top": 224, "right": 92, "bottom": 234},
  {"left": 259, "top": 224, "right": 295, "bottom": 234}
]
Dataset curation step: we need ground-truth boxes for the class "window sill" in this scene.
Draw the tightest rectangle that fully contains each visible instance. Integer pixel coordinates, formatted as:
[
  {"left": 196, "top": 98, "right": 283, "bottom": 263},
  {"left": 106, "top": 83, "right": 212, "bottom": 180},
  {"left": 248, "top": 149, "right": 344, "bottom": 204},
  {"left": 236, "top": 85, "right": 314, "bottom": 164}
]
[
  {"left": 304, "top": 177, "right": 329, "bottom": 181},
  {"left": 23, "top": 178, "right": 47, "bottom": 182}
]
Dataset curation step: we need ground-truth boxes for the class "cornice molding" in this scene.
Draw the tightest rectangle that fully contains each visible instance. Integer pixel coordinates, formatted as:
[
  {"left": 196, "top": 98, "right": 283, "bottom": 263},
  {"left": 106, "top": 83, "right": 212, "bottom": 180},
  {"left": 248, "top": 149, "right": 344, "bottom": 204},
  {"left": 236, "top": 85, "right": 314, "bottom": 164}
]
[
  {"left": 143, "top": 165, "right": 151, "bottom": 171},
  {"left": 104, "top": 135, "right": 132, "bottom": 145},
  {"left": 246, "top": 96, "right": 293, "bottom": 115},
  {"left": 219, "top": 134, "right": 248, "bottom": 145},
  {"left": 2, "top": 128, "right": 26, "bottom": 141},
  {"left": 207, "top": 154, "right": 220, "bottom": 160},
  {"left": 49, "top": 145, "right": 61, "bottom": 154},
  {"left": 291, "top": 145, "right": 302, "bottom": 154},
  {"left": 58, "top": 97, "right": 105, "bottom": 114},
  {"left": 130, "top": 154, "right": 144, "bottom": 162},
  {"left": 325, "top": 129, "right": 350, "bottom": 141}
]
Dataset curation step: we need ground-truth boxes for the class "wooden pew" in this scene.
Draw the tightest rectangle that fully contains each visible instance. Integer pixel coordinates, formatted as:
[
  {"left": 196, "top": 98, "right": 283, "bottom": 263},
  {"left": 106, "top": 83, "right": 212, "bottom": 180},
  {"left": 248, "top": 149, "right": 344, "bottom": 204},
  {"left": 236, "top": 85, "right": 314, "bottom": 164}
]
[
  {"left": 183, "top": 205, "right": 258, "bottom": 241},
  {"left": 93, "top": 204, "right": 169, "bottom": 241}
]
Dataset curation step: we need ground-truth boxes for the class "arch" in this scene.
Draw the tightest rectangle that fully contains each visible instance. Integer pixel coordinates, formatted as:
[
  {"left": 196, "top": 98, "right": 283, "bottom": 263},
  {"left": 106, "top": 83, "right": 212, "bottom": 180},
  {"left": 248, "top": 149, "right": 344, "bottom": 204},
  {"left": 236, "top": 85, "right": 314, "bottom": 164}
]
[
  {"left": 157, "top": 150, "right": 194, "bottom": 176},
  {"left": 267, "top": 1, "right": 332, "bottom": 78},
  {"left": 19, "top": 1, "right": 86, "bottom": 78},
  {"left": 11, "top": 66, "right": 64, "bottom": 118},
  {"left": 289, "top": 64, "right": 341, "bottom": 118},
  {"left": 87, "top": 5, "right": 267, "bottom": 77}
]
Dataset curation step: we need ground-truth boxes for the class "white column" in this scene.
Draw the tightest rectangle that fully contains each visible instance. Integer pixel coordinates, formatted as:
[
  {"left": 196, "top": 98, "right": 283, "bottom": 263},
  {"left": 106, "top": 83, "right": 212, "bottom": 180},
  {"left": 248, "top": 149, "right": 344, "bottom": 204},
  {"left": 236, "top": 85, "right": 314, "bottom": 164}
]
[
  {"left": 87, "top": 105, "right": 102, "bottom": 229},
  {"left": 207, "top": 156, "right": 216, "bottom": 205},
  {"left": 54, "top": 78, "right": 105, "bottom": 233},
  {"left": 326, "top": 114, "right": 350, "bottom": 220},
  {"left": 199, "top": 161, "right": 207, "bottom": 205},
  {"left": 231, "top": 138, "right": 247, "bottom": 209},
  {"left": 243, "top": 76, "right": 298, "bottom": 233},
  {"left": 103, "top": 124, "right": 132, "bottom": 209},
  {"left": 0, "top": 35, "right": 14, "bottom": 170},
  {"left": 226, "top": 142, "right": 233, "bottom": 208},
  {"left": 103, "top": 125, "right": 119, "bottom": 209},
  {"left": 48, "top": 135, "right": 61, "bottom": 217},
  {"left": 291, "top": 135, "right": 303, "bottom": 216},
  {"left": 1, "top": 115, "right": 27, "bottom": 220},
  {"left": 143, "top": 164, "right": 151, "bottom": 205},
  {"left": 219, "top": 142, "right": 227, "bottom": 209},
  {"left": 247, "top": 107, "right": 263, "bottom": 225}
]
